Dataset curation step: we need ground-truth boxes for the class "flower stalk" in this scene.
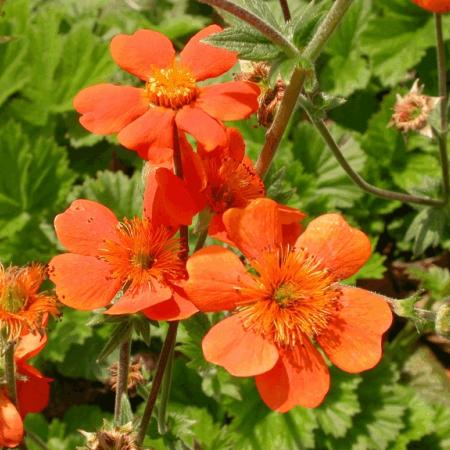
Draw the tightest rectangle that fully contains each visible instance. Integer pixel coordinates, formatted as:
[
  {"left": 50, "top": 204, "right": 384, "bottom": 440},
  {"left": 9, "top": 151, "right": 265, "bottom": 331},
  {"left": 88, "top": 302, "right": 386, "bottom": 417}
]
[
  {"left": 434, "top": 13, "right": 449, "bottom": 203},
  {"left": 255, "top": 0, "right": 355, "bottom": 177},
  {"left": 4, "top": 340, "right": 18, "bottom": 406},
  {"left": 279, "top": 0, "right": 291, "bottom": 22},
  {"left": 113, "top": 339, "right": 131, "bottom": 425},
  {"left": 299, "top": 95, "right": 447, "bottom": 207}
]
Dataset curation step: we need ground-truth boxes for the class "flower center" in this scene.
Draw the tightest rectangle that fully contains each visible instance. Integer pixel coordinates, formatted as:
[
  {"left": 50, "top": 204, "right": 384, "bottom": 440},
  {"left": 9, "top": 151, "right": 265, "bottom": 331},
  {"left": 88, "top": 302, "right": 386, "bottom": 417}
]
[
  {"left": 204, "top": 157, "right": 265, "bottom": 214},
  {"left": 146, "top": 63, "right": 198, "bottom": 109},
  {"left": 238, "top": 248, "right": 341, "bottom": 348},
  {"left": 0, "top": 286, "right": 25, "bottom": 313},
  {"left": 100, "top": 218, "right": 187, "bottom": 292}
]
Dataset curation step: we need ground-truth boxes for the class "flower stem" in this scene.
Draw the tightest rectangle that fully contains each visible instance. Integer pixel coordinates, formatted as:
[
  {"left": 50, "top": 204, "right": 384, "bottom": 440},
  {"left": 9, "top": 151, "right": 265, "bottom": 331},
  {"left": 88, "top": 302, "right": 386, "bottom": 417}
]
[
  {"left": 136, "top": 321, "right": 179, "bottom": 445},
  {"left": 255, "top": 0, "right": 354, "bottom": 178},
  {"left": 198, "top": 0, "right": 299, "bottom": 57},
  {"left": 299, "top": 95, "right": 446, "bottom": 207},
  {"left": 279, "top": 0, "right": 291, "bottom": 21},
  {"left": 113, "top": 339, "right": 131, "bottom": 425},
  {"left": 434, "top": 13, "right": 449, "bottom": 203},
  {"left": 4, "top": 341, "right": 18, "bottom": 406},
  {"left": 157, "top": 336, "right": 175, "bottom": 435}
]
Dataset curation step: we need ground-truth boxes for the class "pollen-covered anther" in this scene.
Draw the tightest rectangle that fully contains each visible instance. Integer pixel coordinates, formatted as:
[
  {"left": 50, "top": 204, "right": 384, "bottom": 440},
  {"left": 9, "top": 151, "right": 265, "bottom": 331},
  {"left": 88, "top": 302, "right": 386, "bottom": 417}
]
[
  {"left": 146, "top": 63, "right": 198, "bottom": 109},
  {"left": 238, "top": 248, "right": 342, "bottom": 348}
]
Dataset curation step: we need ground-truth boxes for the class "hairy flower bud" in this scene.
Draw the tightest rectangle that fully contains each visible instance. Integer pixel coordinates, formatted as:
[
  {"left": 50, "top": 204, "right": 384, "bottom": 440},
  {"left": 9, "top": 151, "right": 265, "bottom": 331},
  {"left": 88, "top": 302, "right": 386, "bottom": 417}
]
[
  {"left": 389, "top": 79, "right": 441, "bottom": 138},
  {"left": 108, "top": 355, "right": 145, "bottom": 395},
  {"left": 79, "top": 423, "right": 140, "bottom": 450}
]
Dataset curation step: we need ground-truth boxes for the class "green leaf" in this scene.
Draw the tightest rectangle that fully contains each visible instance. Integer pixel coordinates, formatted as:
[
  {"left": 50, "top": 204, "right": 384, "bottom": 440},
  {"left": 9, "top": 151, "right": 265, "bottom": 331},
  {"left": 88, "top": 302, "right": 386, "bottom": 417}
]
[
  {"left": 360, "top": 0, "right": 435, "bottom": 87},
  {"left": 96, "top": 320, "right": 132, "bottom": 363},
  {"left": 291, "top": 122, "right": 366, "bottom": 209},
  {"left": 405, "top": 207, "right": 447, "bottom": 256},
  {"left": 0, "top": 121, "right": 74, "bottom": 220},
  {"left": 407, "top": 265, "right": 450, "bottom": 300},
  {"left": 203, "top": 25, "right": 281, "bottom": 61},
  {"left": 320, "top": 0, "right": 371, "bottom": 96},
  {"left": 68, "top": 170, "right": 144, "bottom": 219}
]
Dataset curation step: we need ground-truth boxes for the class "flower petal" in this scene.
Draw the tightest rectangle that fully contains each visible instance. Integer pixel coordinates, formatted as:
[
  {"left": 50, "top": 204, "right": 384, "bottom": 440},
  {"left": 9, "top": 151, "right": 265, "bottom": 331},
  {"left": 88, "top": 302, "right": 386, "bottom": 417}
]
[
  {"left": 317, "top": 286, "right": 393, "bottom": 374},
  {"left": 180, "top": 25, "right": 237, "bottom": 81},
  {"left": 143, "top": 167, "right": 198, "bottom": 230},
  {"left": 106, "top": 282, "right": 173, "bottom": 315},
  {"left": 17, "top": 363, "right": 51, "bottom": 416},
  {"left": 0, "top": 390, "right": 23, "bottom": 448},
  {"left": 73, "top": 84, "right": 148, "bottom": 134},
  {"left": 110, "top": 29, "right": 175, "bottom": 80},
  {"left": 255, "top": 339, "right": 330, "bottom": 411},
  {"left": 48, "top": 254, "right": 120, "bottom": 310},
  {"left": 185, "top": 246, "right": 256, "bottom": 312},
  {"left": 54, "top": 199, "right": 119, "bottom": 256},
  {"left": 15, "top": 332, "right": 47, "bottom": 363},
  {"left": 175, "top": 106, "right": 227, "bottom": 151},
  {"left": 197, "top": 81, "right": 260, "bottom": 121},
  {"left": 202, "top": 313, "right": 279, "bottom": 377},
  {"left": 277, "top": 203, "right": 305, "bottom": 247},
  {"left": 142, "top": 288, "right": 198, "bottom": 321},
  {"left": 118, "top": 107, "right": 175, "bottom": 159},
  {"left": 295, "top": 214, "right": 371, "bottom": 281},
  {"left": 223, "top": 198, "right": 283, "bottom": 261}
]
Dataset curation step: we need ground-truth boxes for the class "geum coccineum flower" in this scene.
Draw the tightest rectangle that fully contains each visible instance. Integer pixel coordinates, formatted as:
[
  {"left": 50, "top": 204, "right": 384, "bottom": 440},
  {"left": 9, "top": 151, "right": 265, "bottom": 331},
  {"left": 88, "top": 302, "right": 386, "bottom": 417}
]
[
  {"left": 48, "top": 168, "right": 198, "bottom": 320},
  {"left": 0, "top": 264, "right": 58, "bottom": 340},
  {"left": 185, "top": 199, "right": 393, "bottom": 411},
  {"left": 412, "top": 0, "right": 450, "bottom": 13},
  {"left": 145, "top": 128, "right": 305, "bottom": 245},
  {"left": 0, "top": 332, "right": 51, "bottom": 448},
  {"left": 74, "top": 25, "right": 260, "bottom": 159}
]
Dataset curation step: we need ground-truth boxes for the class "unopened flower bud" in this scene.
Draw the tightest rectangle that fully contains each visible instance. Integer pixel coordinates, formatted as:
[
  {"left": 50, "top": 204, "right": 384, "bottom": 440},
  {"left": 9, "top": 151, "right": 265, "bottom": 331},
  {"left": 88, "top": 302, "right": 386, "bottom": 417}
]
[
  {"left": 108, "top": 355, "right": 145, "bottom": 396},
  {"left": 389, "top": 79, "right": 441, "bottom": 138},
  {"left": 79, "top": 422, "right": 140, "bottom": 450}
]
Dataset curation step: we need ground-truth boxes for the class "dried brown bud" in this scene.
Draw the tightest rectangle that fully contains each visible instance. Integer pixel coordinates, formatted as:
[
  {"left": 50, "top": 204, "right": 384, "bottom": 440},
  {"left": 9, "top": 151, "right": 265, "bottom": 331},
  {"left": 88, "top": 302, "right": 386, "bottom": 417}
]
[
  {"left": 235, "top": 61, "right": 270, "bottom": 83},
  {"left": 257, "top": 79, "right": 286, "bottom": 128},
  {"left": 108, "top": 355, "right": 145, "bottom": 395},
  {"left": 390, "top": 79, "right": 441, "bottom": 138},
  {"left": 79, "top": 423, "right": 140, "bottom": 450}
]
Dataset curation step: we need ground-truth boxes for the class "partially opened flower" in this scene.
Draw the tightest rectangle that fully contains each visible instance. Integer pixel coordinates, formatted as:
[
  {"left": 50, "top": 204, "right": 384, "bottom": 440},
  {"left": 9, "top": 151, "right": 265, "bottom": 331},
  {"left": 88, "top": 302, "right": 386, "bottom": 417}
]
[
  {"left": 412, "top": 0, "right": 450, "bottom": 13},
  {"left": 48, "top": 169, "right": 198, "bottom": 320},
  {"left": 145, "top": 128, "right": 305, "bottom": 245},
  {"left": 0, "top": 264, "right": 58, "bottom": 340},
  {"left": 185, "top": 199, "right": 392, "bottom": 411},
  {"left": 0, "top": 332, "right": 51, "bottom": 448},
  {"left": 74, "top": 25, "right": 260, "bottom": 159}
]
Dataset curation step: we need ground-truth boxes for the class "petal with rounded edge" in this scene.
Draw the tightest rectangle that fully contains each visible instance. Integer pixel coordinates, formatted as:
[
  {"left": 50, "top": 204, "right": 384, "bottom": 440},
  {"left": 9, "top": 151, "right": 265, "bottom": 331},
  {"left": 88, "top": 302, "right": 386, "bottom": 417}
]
[
  {"left": 317, "top": 286, "right": 393, "bottom": 374},
  {"left": 202, "top": 313, "right": 279, "bottom": 377},
  {"left": 175, "top": 106, "right": 227, "bottom": 151},
  {"left": 185, "top": 246, "right": 255, "bottom": 312},
  {"left": 143, "top": 168, "right": 198, "bottom": 230},
  {"left": 0, "top": 390, "right": 23, "bottom": 447},
  {"left": 74, "top": 84, "right": 148, "bottom": 134},
  {"left": 106, "top": 282, "right": 173, "bottom": 315},
  {"left": 255, "top": 338, "right": 330, "bottom": 411},
  {"left": 17, "top": 364, "right": 51, "bottom": 416},
  {"left": 277, "top": 203, "right": 305, "bottom": 247},
  {"left": 223, "top": 198, "right": 282, "bottom": 261},
  {"left": 197, "top": 81, "right": 260, "bottom": 121},
  {"left": 54, "top": 199, "right": 118, "bottom": 256},
  {"left": 48, "top": 254, "right": 120, "bottom": 310},
  {"left": 296, "top": 214, "right": 371, "bottom": 281},
  {"left": 15, "top": 332, "right": 47, "bottom": 363},
  {"left": 110, "top": 29, "right": 175, "bottom": 80},
  {"left": 143, "top": 289, "right": 198, "bottom": 321},
  {"left": 118, "top": 107, "right": 175, "bottom": 159},
  {"left": 180, "top": 25, "right": 237, "bottom": 81}
]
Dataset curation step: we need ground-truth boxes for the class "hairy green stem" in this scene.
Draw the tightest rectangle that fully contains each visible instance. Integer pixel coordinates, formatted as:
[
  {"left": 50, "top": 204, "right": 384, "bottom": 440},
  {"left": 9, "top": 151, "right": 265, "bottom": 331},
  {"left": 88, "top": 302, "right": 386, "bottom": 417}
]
[
  {"left": 434, "top": 13, "right": 449, "bottom": 203},
  {"left": 255, "top": 0, "right": 354, "bottom": 178},
  {"left": 113, "top": 339, "right": 131, "bottom": 424},
  {"left": 299, "top": 95, "right": 446, "bottom": 206},
  {"left": 198, "top": 0, "right": 299, "bottom": 57},
  {"left": 136, "top": 321, "right": 179, "bottom": 445},
  {"left": 157, "top": 337, "right": 175, "bottom": 435},
  {"left": 4, "top": 341, "right": 18, "bottom": 406}
]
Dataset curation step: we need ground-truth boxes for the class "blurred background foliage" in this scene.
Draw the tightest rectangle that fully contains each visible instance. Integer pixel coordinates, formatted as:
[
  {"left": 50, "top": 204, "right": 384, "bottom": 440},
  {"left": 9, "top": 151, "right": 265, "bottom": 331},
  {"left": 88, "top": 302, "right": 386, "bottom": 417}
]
[{"left": 0, "top": 0, "right": 449, "bottom": 448}]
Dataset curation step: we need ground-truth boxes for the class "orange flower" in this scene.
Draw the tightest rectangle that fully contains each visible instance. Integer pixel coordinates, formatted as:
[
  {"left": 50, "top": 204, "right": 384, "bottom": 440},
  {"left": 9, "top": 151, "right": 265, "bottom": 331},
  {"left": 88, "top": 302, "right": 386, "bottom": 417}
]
[
  {"left": 412, "top": 0, "right": 450, "bottom": 12},
  {"left": 185, "top": 199, "right": 392, "bottom": 411},
  {"left": 146, "top": 128, "right": 305, "bottom": 245},
  {"left": 0, "top": 332, "right": 51, "bottom": 448},
  {"left": 0, "top": 264, "right": 58, "bottom": 340},
  {"left": 74, "top": 26, "right": 260, "bottom": 159},
  {"left": 48, "top": 168, "right": 198, "bottom": 320}
]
